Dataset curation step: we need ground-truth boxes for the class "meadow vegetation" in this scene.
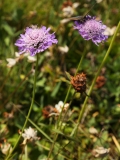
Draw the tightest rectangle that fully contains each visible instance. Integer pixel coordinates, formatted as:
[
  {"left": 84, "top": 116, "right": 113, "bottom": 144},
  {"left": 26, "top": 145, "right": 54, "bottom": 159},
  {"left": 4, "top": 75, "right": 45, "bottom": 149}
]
[{"left": 0, "top": 0, "right": 120, "bottom": 159}]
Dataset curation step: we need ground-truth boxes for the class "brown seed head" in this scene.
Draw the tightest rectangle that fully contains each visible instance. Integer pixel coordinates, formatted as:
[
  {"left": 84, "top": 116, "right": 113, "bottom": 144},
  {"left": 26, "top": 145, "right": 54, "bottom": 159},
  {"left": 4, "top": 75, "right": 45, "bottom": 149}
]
[
  {"left": 71, "top": 73, "right": 87, "bottom": 93},
  {"left": 96, "top": 76, "right": 106, "bottom": 88}
]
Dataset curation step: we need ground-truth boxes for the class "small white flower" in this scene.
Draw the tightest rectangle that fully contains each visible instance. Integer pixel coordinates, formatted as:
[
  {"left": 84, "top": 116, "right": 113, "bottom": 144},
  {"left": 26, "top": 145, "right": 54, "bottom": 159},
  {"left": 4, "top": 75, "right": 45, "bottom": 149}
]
[
  {"left": 27, "top": 56, "right": 36, "bottom": 63},
  {"left": 72, "top": 2, "right": 80, "bottom": 9},
  {"left": 96, "top": 0, "right": 103, "bottom": 3},
  {"left": 58, "top": 45, "right": 69, "bottom": 54},
  {"left": 21, "top": 127, "right": 39, "bottom": 144},
  {"left": 15, "top": 52, "right": 20, "bottom": 57},
  {"left": 89, "top": 127, "right": 98, "bottom": 134},
  {"left": 62, "top": 6, "right": 74, "bottom": 17},
  {"left": 62, "top": 2, "right": 79, "bottom": 18},
  {"left": 92, "top": 146, "right": 110, "bottom": 157},
  {"left": 55, "top": 101, "right": 69, "bottom": 113},
  {"left": 15, "top": 52, "right": 28, "bottom": 58},
  {"left": 45, "top": 51, "right": 52, "bottom": 57},
  {"left": 60, "top": 18, "right": 70, "bottom": 24},
  {"left": 6, "top": 58, "right": 17, "bottom": 68},
  {"left": 0, "top": 142, "right": 12, "bottom": 155},
  {"left": 104, "top": 26, "right": 116, "bottom": 36}
]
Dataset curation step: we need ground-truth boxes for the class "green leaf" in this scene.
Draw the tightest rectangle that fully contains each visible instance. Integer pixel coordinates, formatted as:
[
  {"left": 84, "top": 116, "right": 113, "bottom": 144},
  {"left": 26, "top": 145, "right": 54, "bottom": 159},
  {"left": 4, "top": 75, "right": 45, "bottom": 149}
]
[
  {"left": 65, "top": 71, "right": 72, "bottom": 80},
  {"left": 51, "top": 81, "right": 61, "bottom": 97},
  {"left": 2, "top": 23, "right": 14, "bottom": 36}
]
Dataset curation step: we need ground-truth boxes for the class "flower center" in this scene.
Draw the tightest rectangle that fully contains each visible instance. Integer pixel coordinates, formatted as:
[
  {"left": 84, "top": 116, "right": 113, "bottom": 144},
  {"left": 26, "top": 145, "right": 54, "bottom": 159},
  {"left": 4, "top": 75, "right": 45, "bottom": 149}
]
[
  {"left": 29, "top": 30, "right": 39, "bottom": 40},
  {"left": 84, "top": 20, "right": 102, "bottom": 36},
  {"left": 27, "top": 29, "right": 46, "bottom": 48}
]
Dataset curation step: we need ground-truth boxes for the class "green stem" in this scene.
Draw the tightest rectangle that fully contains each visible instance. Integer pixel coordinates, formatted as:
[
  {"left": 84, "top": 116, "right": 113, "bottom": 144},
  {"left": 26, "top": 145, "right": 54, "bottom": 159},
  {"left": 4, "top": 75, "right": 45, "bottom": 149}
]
[
  {"left": 47, "top": 49, "right": 87, "bottom": 159},
  {"left": 75, "top": 50, "right": 86, "bottom": 75},
  {"left": 5, "top": 54, "right": 39, "bottom": 160},
  {"left": 71, "top": 21, "right": 120, "bottom": 136},
  {"left": 25, "top": 145, "right": 28, "bottom": 160},
  {"left": 57, "top": 49, "right": 87, "bottom": 128}
]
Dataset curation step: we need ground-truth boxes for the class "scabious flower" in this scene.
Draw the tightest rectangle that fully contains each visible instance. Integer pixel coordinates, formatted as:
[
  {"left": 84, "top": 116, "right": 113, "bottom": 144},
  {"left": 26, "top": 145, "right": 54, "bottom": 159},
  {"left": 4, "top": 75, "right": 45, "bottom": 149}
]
[
  {"left": 15, "top": 25, "right": 58, "bottom": 56},
  {"left": 74, "top": 15, "right": 108, "bottom": 45}
]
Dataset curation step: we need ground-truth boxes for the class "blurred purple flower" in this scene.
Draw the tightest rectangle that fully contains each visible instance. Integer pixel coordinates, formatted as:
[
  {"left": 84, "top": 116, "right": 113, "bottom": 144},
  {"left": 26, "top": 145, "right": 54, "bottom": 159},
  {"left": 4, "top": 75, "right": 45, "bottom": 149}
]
[
  {"left": 15, "top": 26, "right": 58, "bottom": 56},
  {"left": 74, "top": 15, "right": 108, "bottom": 45}
]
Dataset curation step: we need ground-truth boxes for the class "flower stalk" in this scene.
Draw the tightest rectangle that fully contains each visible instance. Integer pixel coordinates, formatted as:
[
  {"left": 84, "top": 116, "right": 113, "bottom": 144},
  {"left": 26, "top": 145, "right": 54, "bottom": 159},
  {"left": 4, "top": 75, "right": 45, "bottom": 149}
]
[
  {"left": 71, "top": 21, "right": 120, "bottom": 137},
  {"left": 5, "top": 54, "right": 39, "bottom": 160},
  {"left": 47, "top": 49, "right": 87, "bottom": 159}
]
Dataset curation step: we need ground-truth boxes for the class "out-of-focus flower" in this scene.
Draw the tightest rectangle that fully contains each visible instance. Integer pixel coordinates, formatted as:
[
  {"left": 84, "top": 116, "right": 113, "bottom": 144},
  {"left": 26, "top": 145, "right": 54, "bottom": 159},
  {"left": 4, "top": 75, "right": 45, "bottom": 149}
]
[
  {"left": 20, "top": 127, "right": 39, "bottom": 145},
  {"left": 74, "top": 15, "right": 108, "bottom": 45},
  {"left": 3, "top": 112, "right": 14, "bottom": 119},
  {"left": 15, "top": 52, "right": 20, "bottom": 57},
  {"left": 62, "top": 1, "right": 79, "bottom": 18},
  {"left": 42, "top": 103, "right": 69, "bottom": 118},
  {"left": 6, "top": 58, "right": 17, "bottom": 68},
  {"left": 55, "top": 101, "right": 69, "bottom": 113},
  {"left": 15, "top": 25, "right": 58, "bottom": 56},
  {"left": 0, "top": 141, "right": 12, "bottom": 155},
  {"left": 15, "top": 51, "right": 29, "bottom": 59},
  {"left": 62, "top": 6, "right": 74, "bottom": 17},
  {"left": 104, "top": 26, "right": 116, "bottom": 36},
  {"left": 45, "top": 51, "right": 52, "bottom": 57},
  {"left": 58, "top": 45, "right": 69, "bottom": 54},
  {"left": 72, "top": 2, "right": 80, "bottom": 9},
  {"left": 42, "top": 105, "right": 58, "bottom": 118},
  {"left": 60, "top": 1, "right": 79, "bottom": 24},
  {"left": 16, "top": 51, "right": 36, "bottom": 63},
  {"left": 60, "top": 18, "right": 71, "bottom": 24},
  {"left": 95, "top": 76, "right": 106, "bottom": 88},
  {"left": 92, "top": 146, "right": 110, "bottom": 158},
  {"left": 71, "top": 73, "right": 87, "bottom": 93},
  {"left": 96, "top": 0, "right": 103, "bottom": 3},
  {"left": 6, "top": 52, "right": 26, "bottom": 68},
  {"left": 27, "top": 56, "right": 36, "bottom": 62},
  {"left": 89, "top": 127, "right": 98, "bottom": 135}
]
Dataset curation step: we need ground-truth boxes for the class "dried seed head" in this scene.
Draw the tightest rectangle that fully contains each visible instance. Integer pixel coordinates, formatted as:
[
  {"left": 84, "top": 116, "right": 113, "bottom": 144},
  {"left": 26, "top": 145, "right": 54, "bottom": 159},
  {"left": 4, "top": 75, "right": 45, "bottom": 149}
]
[
  {"left": 96, "top": 76, "right": 106, "bottom": 88},
  {"left": 71, "top": 73, "right": 87, "bottom": 93}
]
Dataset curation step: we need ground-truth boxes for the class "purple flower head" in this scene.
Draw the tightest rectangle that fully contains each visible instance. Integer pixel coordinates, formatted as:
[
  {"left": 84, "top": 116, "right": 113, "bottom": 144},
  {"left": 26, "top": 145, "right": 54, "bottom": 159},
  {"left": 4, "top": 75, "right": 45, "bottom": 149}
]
[
  {"left": 74, "top": 15, "right": 108, "bottom": 45},
  {"left": 15, "top": 25, "right": 58, "bottom": 56}
]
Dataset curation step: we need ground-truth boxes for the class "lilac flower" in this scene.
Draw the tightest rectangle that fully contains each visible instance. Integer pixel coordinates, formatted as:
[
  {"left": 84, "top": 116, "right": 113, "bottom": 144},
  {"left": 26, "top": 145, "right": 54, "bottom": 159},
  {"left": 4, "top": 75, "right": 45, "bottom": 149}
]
[
  {"left": 15, "top": 25, "right": 58, "bottom": 56},
  {"left": 74, "top": 15, "right": 108, "bottom": 45}
]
